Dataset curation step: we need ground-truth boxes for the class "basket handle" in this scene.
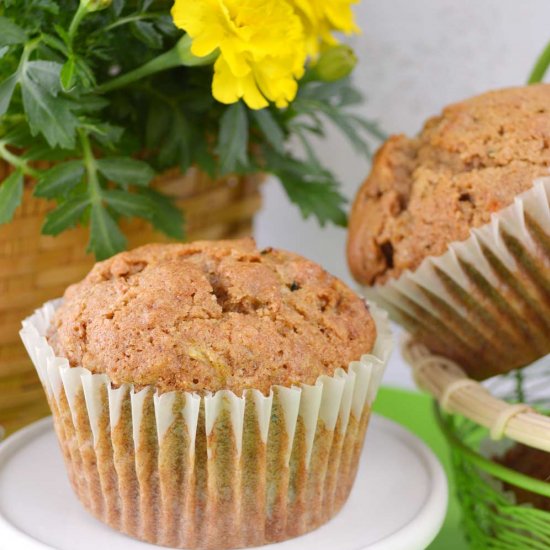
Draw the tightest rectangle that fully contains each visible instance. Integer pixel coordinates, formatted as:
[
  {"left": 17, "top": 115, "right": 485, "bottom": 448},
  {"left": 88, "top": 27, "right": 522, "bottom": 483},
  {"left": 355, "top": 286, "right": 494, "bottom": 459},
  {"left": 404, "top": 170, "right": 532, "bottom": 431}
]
[{"left": 403, "top": 339, "right": 550, "bottom": 452}]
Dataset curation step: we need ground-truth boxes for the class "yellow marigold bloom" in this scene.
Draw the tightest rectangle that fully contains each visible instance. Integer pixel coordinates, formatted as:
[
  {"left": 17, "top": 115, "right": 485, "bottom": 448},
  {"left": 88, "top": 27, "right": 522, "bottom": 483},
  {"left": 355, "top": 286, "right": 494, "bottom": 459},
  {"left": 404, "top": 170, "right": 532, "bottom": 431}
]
[
  {"left": 171, "top": 0, "right": 307, "bottom": 109},
  {"left": 292, "top": 0, "right": 360, "bottom": 55}
]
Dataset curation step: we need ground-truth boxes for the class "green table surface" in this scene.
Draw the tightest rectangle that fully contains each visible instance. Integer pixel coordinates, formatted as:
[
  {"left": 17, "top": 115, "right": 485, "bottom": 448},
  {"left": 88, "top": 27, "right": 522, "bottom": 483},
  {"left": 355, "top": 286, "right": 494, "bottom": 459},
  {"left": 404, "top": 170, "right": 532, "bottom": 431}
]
[{"left": 373, "top": 386, "right": 469, "bottom": 550}]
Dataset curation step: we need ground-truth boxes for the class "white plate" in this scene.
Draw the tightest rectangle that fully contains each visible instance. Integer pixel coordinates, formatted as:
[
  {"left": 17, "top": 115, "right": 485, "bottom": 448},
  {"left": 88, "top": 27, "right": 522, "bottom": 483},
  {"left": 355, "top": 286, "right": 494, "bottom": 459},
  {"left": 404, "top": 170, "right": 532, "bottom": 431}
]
[{"left": 0, "top": 415, "right": 447, "bottom": 550}]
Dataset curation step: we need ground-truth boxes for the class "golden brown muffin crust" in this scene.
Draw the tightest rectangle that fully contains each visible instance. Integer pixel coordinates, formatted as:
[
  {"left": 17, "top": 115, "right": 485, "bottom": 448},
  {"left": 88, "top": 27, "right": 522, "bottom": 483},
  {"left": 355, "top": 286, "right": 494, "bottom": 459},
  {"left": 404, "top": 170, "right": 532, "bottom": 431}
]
[
  {"left": 348, "top": 84, "right": 550, "bottom": 285},
  {"left": 48, "top": 239, "right": 376, "bottom": 394}
]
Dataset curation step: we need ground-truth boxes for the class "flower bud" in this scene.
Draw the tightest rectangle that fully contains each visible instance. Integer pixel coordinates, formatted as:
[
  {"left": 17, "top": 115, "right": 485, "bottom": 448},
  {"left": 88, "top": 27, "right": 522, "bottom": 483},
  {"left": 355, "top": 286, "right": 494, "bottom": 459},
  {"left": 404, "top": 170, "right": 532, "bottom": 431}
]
[
  {"left": 81, "top": 0, "right": 111, "bottom": 12},
  {"left": 313, "top": 45, "right": 357, "bottom": 82}
]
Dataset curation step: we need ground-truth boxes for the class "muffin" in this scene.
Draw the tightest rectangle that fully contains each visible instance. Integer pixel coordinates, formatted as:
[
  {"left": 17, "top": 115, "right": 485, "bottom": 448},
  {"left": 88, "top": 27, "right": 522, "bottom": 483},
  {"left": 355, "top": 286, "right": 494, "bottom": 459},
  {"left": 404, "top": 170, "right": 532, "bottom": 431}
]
[
  {"left": 496, "top": 444, "right": 550, "bottom": 512},
  {"left": 348, "top": 84, "right": 550, "bottom": 379},
  {"left": 21, "top": 238, "right": 392, "bottom": 549}
]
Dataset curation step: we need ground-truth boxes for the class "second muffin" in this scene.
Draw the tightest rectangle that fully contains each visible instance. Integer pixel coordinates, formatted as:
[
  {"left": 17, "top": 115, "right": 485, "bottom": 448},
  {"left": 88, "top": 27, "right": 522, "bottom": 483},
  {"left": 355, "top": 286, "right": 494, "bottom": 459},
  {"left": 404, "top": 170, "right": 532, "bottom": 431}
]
[{"left": 348, "top": 84, "right": 550, "bottom": 379}]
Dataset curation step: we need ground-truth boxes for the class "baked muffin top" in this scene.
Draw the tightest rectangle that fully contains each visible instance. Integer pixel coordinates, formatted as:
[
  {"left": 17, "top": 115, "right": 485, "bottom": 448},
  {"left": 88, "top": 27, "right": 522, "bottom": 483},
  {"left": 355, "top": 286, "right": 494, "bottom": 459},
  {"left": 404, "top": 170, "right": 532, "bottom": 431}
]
[
  {"left": 48, "top": 238, "right": 376, "bottom": 394},
  {"left": 347, "top": 84, "right": 550, "bottom": 285}
]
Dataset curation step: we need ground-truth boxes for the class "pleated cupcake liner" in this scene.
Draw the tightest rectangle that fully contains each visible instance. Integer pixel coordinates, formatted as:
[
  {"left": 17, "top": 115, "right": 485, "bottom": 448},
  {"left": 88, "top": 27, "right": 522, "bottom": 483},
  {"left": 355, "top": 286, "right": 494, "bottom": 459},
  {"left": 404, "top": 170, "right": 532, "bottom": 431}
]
[
  {"left": 20, "top": 299, "right": 392, "bottom": 550},
  {"left": 364, "top": 176, "right": 550, "bottom": 380}
]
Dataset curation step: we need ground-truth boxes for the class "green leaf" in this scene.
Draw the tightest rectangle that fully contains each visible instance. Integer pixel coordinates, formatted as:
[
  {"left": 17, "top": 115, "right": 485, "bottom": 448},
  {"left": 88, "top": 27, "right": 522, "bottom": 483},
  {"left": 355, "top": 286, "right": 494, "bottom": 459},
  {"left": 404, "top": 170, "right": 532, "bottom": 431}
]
[
  {"left": 26, "top": 61, "right": 62, "bottom": 94},
  {"left": 89, "top": 122, "right": 124, "bottom": 149},
  {"left": 350, "top": 116, "right": 388, "bottom": 142},
  {"left": 35, "top": 161, "right": 84, "bottom": 198},
  {"left": 0, "top": 46, "right": 9, "bottom": 60},
  {"left": 60, "top": 58, "right": 77, "bottom": 91},
  {"left": 294, "top": 131, "right": 325, "bottom": 173},
  {"left": 141, "top": 188, "right": 184, "bottom": 239},
  {"left": 293, "top": 98, "right": 366, "bottom": 153},
  {"left": 42, "top": 196, "right": 90, "bottom": 235},
  {"left": 174, "top": 123, "right": 193, "bottom": 172},
  {"left": 265, "top": 150, "right": 347, "bottom": 227},
  {"left": 20, "top": 67, "right": 78, "bottom": 149},
  {"left": 252, "top": 109, "right": 285, "bottom": 153},
  {"left": 149, "top": 105, "right": 192, "bottom": 172},
  {"left": 23, "top": 142, "right": 69, "bottom": 162},
  {"left": 217, "top": 102, "right": 249, "bottom": 174},
  {"left": 174, "top": 113, "right": 192, "bottom": 173},
  {"left": 74, "top": 57, "right": 96, "bottom": 89},
  {"left": 41, "top": 34, "right": 69, "bottom": 56},
  {"left": 88, "top": 203, "right": 127, "bottom": 260},
  {"left": 146, "top": 102, "right": 170, "bottom": 150},
  {"left": 337, "top": 85, "right": 364, "bottom": 107},
  {"left": 288, "top": 120, "right": 324, "bottom": 137},
  {"left": 131, "top": 21, "right": 163, "bottom": 49},
  {"left": 1, "top": 125, "right": 33, "bottom": 147},
  {"left": 194, "top": 139, "right": 217, "bottom": 179},
  {"left": 30, "top": 0, "right": 59, "bottom": 15},
  {"left": 111, "top": 0, "right": 124, "bottom": 16},
  {"left": 103, "top": 190, "right": 153, "bottom": 218},
  {"left": 280, "top": 174, "right": 348, "bottom": 227},
  {"left": 154, "top": 14, "right": 179, "bottom": 38},
  {"left": 0, "top": 17, "right": 26, "bottom": 46},
  {"left": 54, "top": 25, "right": 71, "bottom": 46},
  {"left": 265, "top": 149, "right": 332, "bottom": 184},
  {"left": 96, "top": 157, "right": 155, "bottom": 186},
  {"left": 74, "top": 95, "right": 109, "bottom": 113},
  {"left": 0, "top": 169, "right": 23, "bottom": 223},
  {"left": 298, "top": 78, "right": 351, "bottom": 103},
  {"left": 0, "top": 73, "right": 18, "bottom": 116}
]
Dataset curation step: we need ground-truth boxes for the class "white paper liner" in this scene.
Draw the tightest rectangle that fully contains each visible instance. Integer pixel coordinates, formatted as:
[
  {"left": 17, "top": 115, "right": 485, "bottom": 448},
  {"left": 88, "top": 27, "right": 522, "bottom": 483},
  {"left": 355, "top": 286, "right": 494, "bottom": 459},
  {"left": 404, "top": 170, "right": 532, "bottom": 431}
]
[
  {"left": 20, "top": 299, "right": 392, "bottom": 549},
  {"left": 364, "top": 176, "right": 550, "bottom": 379}
]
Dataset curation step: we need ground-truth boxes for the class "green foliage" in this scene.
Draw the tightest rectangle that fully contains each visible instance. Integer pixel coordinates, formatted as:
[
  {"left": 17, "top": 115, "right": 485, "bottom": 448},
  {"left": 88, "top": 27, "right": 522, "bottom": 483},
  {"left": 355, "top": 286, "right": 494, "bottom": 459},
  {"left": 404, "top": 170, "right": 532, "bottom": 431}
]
[
  {"left": 0, "top": 74, "right": 17, "bottom": 115},
  {"left": 96, "top": 157, "right": 155, "bottom": 186},
  {"left": 34, "top": 161, "right": 84, "bottom": 198},
  {"left": 218, "top": 102, "right": 249, "bottom": 174},
  {"left": 89, "top": 201, "right": 127, "bottom": 259},
  {"left": 265, "top": 150, "right": 347, "bottom": 227},
  {"left": 252, "top": 109, "right": 285, "bottom": 154},
  {"left": 141, "top": 188, "right": 185, "bottom": 240},
  {"left": 0, "top": 168, "right": 23, "bottom": 223},
  {"left": 20, "top": 63, "right": 80, "bottom": 149},
  {"left": 103, "top": 189, "right": 153, "bottom": 217},
  {"left": 42, "top": 195, "right": 90, "bottom": 235},
  {"left": 0, "top": 0, "right": 384, "bottom": 259},
  {"left": 0, "top": 17, "right": 26, "bottom": 46}
]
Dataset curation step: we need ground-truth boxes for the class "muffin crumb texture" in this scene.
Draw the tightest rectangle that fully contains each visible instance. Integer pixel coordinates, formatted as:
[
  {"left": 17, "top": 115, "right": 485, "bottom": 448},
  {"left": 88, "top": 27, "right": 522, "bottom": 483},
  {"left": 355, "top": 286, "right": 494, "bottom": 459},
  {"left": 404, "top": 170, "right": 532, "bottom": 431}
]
[
  {"left": 348, "top": 84, "right": 550, "bottom": 285},
  {"left": 48, "top": 239, "right": 376, "bottom": 394}
]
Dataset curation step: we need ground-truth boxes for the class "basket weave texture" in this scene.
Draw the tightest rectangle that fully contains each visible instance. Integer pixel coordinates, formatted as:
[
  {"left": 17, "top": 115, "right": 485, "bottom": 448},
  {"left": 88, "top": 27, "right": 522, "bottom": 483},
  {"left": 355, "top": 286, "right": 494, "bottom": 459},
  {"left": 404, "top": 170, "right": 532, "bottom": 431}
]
[
  {"left": 405, "top": 341, "right": 550, "bottom": 549},
  {"left": 0, "top": 161, "right": 263, "bottom": 435}
]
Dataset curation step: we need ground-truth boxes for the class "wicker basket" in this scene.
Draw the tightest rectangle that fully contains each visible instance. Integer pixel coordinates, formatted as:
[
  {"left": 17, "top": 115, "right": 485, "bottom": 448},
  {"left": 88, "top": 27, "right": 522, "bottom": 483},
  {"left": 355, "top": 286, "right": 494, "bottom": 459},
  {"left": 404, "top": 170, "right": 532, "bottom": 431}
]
[
  {"left": 405, "top": 341, "right": 550, "bottom": 549},
  {"left": 0, "top": 162, "right": 263, "bottom": 435}
]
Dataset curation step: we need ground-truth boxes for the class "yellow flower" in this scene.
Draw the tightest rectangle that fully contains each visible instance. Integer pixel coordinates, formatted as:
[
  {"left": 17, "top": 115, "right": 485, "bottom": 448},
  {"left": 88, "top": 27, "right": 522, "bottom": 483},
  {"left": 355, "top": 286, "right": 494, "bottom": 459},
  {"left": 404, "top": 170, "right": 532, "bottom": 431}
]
[
  {"left": 171, "top": 0, "right": 307, "bottom": 109},
  {"left": 292, "top": 0, "right": 360, "bottom": 55}
]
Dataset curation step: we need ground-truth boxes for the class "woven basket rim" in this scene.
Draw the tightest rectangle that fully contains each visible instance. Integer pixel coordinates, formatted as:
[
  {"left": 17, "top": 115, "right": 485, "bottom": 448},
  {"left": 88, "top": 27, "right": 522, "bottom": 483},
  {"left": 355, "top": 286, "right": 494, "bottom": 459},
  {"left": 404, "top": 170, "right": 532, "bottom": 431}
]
[
  {"left": 403, "top": 339, "right": 550, "bottom": 452},
  {"left": 434, "top": 403, "right": 550, "bottom": 499}
]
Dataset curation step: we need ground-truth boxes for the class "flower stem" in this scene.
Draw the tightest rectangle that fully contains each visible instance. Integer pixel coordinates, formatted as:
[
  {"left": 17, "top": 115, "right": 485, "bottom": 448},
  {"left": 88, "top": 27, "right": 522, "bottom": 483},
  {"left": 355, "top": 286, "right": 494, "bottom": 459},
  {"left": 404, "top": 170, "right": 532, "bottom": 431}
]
[
  {"left": 18, "top": 37, "right": 40, "bottom": 71},
  {"left": 97, "top": 48, "right": 181, "bottom": 94},
  {"left": 528, "top": 40, "right": 550, "bottom": 84},
  {"left": 79, "top": 129, "right": 101, "bottom": 203},
  {"left": 68, "top": 2, "right": 89, "bottom": 41},
  {"left": 103, "top": 12, "right": 162, "bottom": 33},
  {"left": 514, "top": 370, "right": 525, "bottom": 403},
  {"left": 95, "top": 34, "right": 217, "bottom": 94},
  {"left": 0, "top": 142, "right": 41, "bottom": 178}
]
